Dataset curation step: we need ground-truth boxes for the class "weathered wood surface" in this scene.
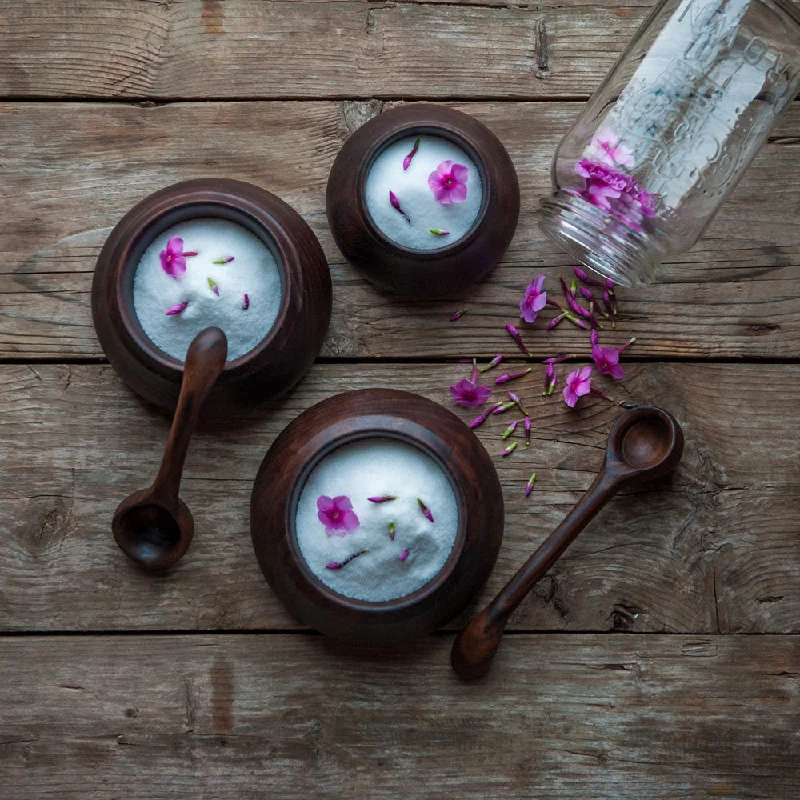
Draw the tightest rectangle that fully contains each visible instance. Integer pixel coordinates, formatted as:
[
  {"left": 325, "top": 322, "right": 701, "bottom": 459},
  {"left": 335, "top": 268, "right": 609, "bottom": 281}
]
[
  {"left": 0, "top": 0, "right": 650, "bottom": 100},
  {"left": 1, "top": 633, "right": 797, "bottom": 799},
  {"left": 2, "top": 101, "right": 798, "bottom": 360},
  {"left": 1, "top": 362, "right": 797, "bottom": 634}
]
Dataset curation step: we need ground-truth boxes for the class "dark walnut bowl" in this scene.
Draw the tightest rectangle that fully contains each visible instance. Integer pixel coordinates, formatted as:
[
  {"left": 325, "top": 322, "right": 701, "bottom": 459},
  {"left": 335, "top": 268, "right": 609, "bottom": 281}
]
[
  {"left": 326, "top": 104, "right": 520, "bottom": 298},
  {"left": 250, "top": 389, "right": 505, "bottom": 645},
  {"left": 92, "top": 178, "right": 332, "bottom": 414}
]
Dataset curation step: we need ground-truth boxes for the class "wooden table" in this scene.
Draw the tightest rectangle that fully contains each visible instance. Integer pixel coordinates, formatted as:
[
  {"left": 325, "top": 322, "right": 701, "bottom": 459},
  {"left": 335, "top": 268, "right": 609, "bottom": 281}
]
[{"left": 1, "top": 2, "right": 798, "bottom": 797}]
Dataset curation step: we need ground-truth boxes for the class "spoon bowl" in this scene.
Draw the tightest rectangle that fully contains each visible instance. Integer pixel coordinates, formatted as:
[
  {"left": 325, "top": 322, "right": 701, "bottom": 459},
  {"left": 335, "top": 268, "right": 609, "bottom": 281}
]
[
  {"left": 112, "top": 327, "right": 227, "bottom": 570},
  {"left": 113, "top": 492, "right": 193, "bottom": 570},
  {"left": 608, "top": 405, "right": 684, "bottom": 480}
]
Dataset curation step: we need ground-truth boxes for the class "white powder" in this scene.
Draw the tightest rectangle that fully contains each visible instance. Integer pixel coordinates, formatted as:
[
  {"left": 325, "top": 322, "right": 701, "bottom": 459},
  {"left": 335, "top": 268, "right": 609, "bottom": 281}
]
[
  {"left": 365, "top": 135, "right": 483, "bottom": 251},
  {"left": 294, "top": 438, "right": 460, "bottom": 602},
  {"left": 132, "top": 218, "right": 282, "bottom": 362}
]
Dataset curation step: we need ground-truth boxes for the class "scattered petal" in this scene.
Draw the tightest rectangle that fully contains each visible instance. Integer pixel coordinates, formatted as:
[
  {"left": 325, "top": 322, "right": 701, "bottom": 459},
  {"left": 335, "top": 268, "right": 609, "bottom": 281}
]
[
  {"left": 326, "top": 549, "right": 368, "bottom": 570},
  {"left": 212, "top": 256, "right": 235, "bottom": 265},
  {"left": 480, "top": 354, "right": 504, "bottom": 373},
  {"left": 165, "top": 301, "right": 188, "bottom": 316},
  {"left": 388, "top": 521, "right": 396, "bottom": 541},
  {"left": 449, "top": 307, "right": 468, "bottom": 322},
  {"left": 417, "top": 498, "right": 434, "bottom": 523},
  {"left": 525, "top": 416, "right": 531, "bottom": 447},
  {"left": 502, "top": 421, "right": 519, "bottom": 440},
  {"left": 242, "top": 293, "right": 250, "bottom": 310},
  {"left": 492, "top": 401, "right": 516, "bottom": 415},
  {"left": 399, "top": 549, "right": 410, "bottom": 562},
  {"left": 207, "top": 277, "right": 219, "bottom": 296},
  {"left": 403, "top": 137, "right": 421, "bottom": 171},
  {"left": 573, "top": 265, "right": 604, "bottom": 287},
  {"left": 508, "top": 391, "right": 529, "bottom": 416},
  {"left": 470, "top": 402, "right": 502, "bottom": 429},
  {"left": 505, "top": 323, "right": 531, "bottom": 356},
  {"left": 495, "top": 368, "right": 531, "bottom": 385},
  {"left": 502, "top": 441, "right": 519, "bottom": 457},
  {"left": 430, "top": 229, "right": 451, "bottom": 237},
  {"left": 368, "top": 495, "right": 398, "bottom": 503},
  {"left": 525, "top": 471, "right": 537, "bottom": 497}
]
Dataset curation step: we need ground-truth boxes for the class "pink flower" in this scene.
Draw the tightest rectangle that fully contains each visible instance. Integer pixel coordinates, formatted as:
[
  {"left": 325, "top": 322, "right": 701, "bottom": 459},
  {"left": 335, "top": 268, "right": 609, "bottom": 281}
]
[
  {"left": 326, "top": 549, "right": 368, "bottom": 570},
  {"left": 449, "top": 377, "right": 491, "bottom": 408},
  {"left": 428, "top": 161, "right": 468, "bottom": 205},
  {"left": 586, "top": 127, "right": 635, "bottom": 169},
  {"left": 519, "top": 274, "right": 547, "bottom": 324},
  {"left": 165, "top": 301, "right": 188, "bottom": 316},
  {"left": 317, "top": 495, "right": 360, "bottom": 536},
  {"left": 563, "top": 366, "right": 592, "bottom": 408},
  {"left": 591, "top": 338, "right": 635, "bottom": 381},
  {"left": 573, "top": 159, "right": 658, "bottom": 233},
  {"left": 159, "top": 237, "right": 193, "bottom": 279},
  {"left": 574, "top": 159, "right": 634, "bottom": 211}
]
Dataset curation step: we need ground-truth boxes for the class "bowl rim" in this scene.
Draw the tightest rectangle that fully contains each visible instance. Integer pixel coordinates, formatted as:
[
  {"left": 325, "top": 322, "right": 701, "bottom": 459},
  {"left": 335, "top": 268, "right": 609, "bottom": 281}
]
[
  {"left": 108, "top": 189, "right": 295, "bottom": 378},
  {"left": 356, "top": 123, "right": 491, "bottom": 259},
  {"left": 250, "top": 388, "right": 505, "bottom": 644},
  {"left": 285, "top": 425, "right": 469, "bottom": 612}
]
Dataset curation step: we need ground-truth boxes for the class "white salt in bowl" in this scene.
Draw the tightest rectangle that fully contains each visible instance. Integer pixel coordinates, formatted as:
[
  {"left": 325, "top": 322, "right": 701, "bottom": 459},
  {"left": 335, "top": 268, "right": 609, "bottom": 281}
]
[
  {"left": 250, "top": 389, "right": 505, "bottom": 645},
  {"left": 92, "top": 178, "right": 332, "bottom": 414},
  {"left": 326, "top": 104, "right": 520, "bottom": 297}
]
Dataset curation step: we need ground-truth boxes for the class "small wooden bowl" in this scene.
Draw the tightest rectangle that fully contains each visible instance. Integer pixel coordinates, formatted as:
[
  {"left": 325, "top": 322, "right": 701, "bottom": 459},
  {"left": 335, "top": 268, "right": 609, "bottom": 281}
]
[
  {"left": 250, "top": 389, "right": 505, "bottom": 645},
  {"left": 92, "top": 178, "right": 332, "bottom": 414},
  {"left": 326, "top": 104, "right": 520, "bottom": 297}
]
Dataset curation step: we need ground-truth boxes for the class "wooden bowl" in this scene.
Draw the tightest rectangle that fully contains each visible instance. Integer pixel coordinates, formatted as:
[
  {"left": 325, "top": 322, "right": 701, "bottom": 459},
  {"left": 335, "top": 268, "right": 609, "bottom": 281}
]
[
  {"left": 326, "top": 104, "right": 520, "bottom": 298},
  {"left": 250, "top": 389, "right": 505, "bottom": 645},
  {"left": 92, "top": 178, "right": 332, "bottom": 414}
]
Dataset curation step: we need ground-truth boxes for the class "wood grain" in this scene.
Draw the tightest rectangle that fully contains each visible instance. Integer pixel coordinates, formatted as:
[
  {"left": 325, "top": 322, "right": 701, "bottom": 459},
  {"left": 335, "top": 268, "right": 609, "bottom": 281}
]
[
  {"left": 2, "top": 101, "right": 799, "bottom": 360},
  {"left": 1, "top": 362, "right": 797, "bottom": 634},
  {"left": 1, "top": 633, "right": 797, "bottom": 799},
  {"left": 0, "top": 0, "right": 650, "bottom": 100}
]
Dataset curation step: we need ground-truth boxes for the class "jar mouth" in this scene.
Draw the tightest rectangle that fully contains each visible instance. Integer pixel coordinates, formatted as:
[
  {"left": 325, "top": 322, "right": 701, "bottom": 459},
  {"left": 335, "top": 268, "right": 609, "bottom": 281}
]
[{"left": 538, "top": 190, "right": 664, "bottom": 288}]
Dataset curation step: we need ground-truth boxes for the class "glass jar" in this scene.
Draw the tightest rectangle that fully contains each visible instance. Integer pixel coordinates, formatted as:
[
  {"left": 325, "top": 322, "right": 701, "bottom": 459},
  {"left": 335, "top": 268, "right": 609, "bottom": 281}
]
[{"left": 539, "top": 0, "right": 800, "bottom": 286}]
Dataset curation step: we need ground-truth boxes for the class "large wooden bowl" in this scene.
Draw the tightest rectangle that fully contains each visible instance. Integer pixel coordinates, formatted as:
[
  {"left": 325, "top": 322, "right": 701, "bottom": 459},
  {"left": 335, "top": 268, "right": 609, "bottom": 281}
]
[
  {"left": 326, "top": 104, "right": 520, "bottom": 298},
  {"left": 92, "top": 178, "right": 332, "bottom": 414},
  {"left": 250, "top": 389, "right": 505, "bottom": 645}
]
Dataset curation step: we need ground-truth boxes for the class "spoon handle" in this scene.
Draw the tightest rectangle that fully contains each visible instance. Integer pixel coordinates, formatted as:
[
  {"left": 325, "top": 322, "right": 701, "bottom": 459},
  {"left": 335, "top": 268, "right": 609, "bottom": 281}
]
[
  {"left": 451, "top": 468, "right": 621, "bottom": 681},
  {"left": 152, "top": 327, "right": 228, "bottom": 502}
]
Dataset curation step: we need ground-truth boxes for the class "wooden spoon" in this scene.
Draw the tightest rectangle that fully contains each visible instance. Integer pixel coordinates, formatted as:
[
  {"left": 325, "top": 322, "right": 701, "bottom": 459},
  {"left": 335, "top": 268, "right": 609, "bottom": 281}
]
[
  {"left": 112, "top": 327, "right": 228, "bottom": 570},
  {"left": 451, "top": 405, "right": 684, "bottom": 680}
]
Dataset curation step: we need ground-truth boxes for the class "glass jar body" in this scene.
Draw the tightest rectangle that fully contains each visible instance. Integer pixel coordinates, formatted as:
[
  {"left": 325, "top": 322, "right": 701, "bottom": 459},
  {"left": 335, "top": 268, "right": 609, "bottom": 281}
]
[{"left": 539, "top": 0, "right": 800, "bottom": 286}]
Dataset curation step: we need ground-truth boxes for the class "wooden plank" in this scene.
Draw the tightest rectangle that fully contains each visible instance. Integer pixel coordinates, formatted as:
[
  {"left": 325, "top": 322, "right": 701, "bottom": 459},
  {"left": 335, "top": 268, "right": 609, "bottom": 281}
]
[
  {"left": 1, "top": 362, "right": 797, "bottom": 634},
  {"left": 1, "top": 633, "right": 797, "bottom": 798},
  {"left": 0, "top": 0, "right": 650, "bottom": 100},
  {"left": 1, "top": 100, "right": 799, "bottom": 360}
]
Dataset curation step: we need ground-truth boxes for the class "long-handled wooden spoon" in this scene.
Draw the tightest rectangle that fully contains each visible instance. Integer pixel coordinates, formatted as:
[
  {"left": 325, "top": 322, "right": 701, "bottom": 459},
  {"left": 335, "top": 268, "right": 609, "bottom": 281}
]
[
  {"left": 112, "top": 327, "right": 228, "bottom": 569},
  {"left": 451, "top": 405, "right": 684, "bottom": 680}
]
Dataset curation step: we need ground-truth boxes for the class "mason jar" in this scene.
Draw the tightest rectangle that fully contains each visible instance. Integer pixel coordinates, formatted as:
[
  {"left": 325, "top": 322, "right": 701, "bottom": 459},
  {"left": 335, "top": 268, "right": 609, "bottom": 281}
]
[{"left": 539, "top": 0, "right": 800, "bottom": 286}]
